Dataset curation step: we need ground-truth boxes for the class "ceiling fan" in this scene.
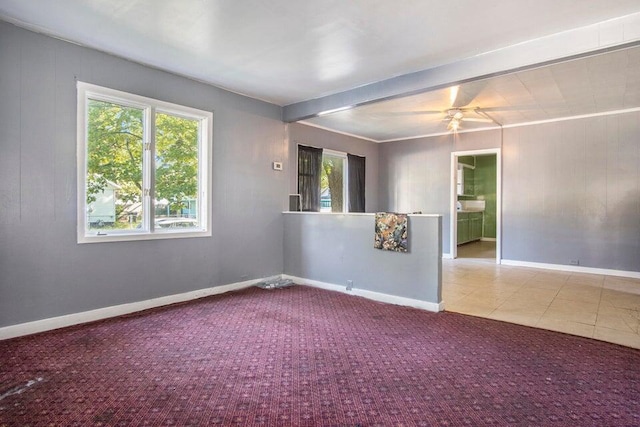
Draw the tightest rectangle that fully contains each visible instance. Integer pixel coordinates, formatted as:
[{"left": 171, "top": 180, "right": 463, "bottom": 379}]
[
  {"left": 387, "top": 106, "right": 495, "bottom": 132},
  {"left": 443, "top": 107, "right": 494, "bottom": 132},
  {"left": 378, "top": 107, "right": 498, "bottom": 132},
  {"left": 443, "top": 84, "right": 494, "bottom": 131},
  {"left": 376, "top": 85, "right": 498, "bottom": 132}
]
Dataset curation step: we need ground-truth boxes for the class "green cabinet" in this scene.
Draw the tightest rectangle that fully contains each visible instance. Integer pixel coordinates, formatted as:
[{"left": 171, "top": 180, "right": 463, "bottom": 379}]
[
  {"left": 457, "top": 211, "right": 483, "bottom": 245},
  {"left": 469, "top": 212, "right": 483, "bottom": 241},
  {"left": 457, "top": 213, "right": 469, "bottom": 244}
]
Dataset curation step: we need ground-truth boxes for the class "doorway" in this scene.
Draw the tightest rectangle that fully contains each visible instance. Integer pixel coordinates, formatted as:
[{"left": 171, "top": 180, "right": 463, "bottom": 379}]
[{"left": 450, "top": 149, "right": 501, "bottom": 263}]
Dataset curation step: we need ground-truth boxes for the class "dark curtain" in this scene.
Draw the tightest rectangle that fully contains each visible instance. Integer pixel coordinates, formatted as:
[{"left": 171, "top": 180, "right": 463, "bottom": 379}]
[
  {"left": 347, "top": 153, "right": 366, "bottom": 212},
  {"left": 297, "top": 145, "right": 323, "bottom": 212}
]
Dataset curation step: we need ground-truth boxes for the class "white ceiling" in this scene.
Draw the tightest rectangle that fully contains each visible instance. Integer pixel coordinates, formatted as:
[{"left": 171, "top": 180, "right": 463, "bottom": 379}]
[
  {"left": 2, "top": 0, "right": 640, "bottom": 141},
  {"left": 304, "top": 45, "right": 640, "bottom": 141}
]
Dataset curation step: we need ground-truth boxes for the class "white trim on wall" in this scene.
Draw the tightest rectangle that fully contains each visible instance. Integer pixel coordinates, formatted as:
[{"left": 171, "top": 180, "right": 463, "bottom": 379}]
[
  {"left": 375, "top": 106, "right": 640, "bottom": 144},
  {"left": 284, "top": 275, "right": 444, "bottom": 313},
  {"left": 450, "top": 148, "right": 502, "bottom": 264},
  {"left": 501, "top": 106, "right": 640, "bottom": 129},
  {"left": 501, "top": 259, "right": 640, "bottom": 279},
  {"left": 377, "top": 125, "right": 502, "bottom": 143},
  {"left": 0, "top": 278, "right": 261, "bottom": 341}
]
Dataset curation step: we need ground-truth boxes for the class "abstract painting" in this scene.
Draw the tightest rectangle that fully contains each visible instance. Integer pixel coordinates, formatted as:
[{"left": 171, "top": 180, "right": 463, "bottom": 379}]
[{"left": 374, "top": 212, "right": 408, "bottom": 252}]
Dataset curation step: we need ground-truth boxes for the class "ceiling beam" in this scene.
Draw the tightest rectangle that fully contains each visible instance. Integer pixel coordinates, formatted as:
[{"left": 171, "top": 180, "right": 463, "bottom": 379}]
[{"left": 283, "top": 12, "right": 640, "bottom": 123}]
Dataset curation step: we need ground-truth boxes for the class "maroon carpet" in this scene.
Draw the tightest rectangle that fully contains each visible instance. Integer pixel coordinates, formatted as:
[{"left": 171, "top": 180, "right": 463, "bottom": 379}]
[{"left": 1, "top": 285, "right": 639, "bottom": 426}]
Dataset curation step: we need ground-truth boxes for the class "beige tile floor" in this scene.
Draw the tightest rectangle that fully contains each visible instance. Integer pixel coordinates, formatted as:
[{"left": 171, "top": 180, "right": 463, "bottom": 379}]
[{"left": 444, "top": 241, "right": 640, "bottom": 349}]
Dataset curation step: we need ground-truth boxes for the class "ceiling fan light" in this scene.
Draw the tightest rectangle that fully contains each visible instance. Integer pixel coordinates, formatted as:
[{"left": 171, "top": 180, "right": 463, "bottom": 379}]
[{"left": 447, "top": 108, "right": 464, "bottom": 120}]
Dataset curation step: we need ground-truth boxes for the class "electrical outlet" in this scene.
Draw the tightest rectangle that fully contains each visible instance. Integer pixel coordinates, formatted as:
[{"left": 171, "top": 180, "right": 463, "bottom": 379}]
[
  {"left": 569, "top": 260, "right": 579, "bottom": 266},
  {"left": 346, "top": 280, "right": 353, "bottom": 291}
]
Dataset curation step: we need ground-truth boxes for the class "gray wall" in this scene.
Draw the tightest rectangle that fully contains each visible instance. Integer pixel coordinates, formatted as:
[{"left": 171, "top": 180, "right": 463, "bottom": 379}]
[
  {"left": 379, "top": 130, "right": 501, "bottom": 255},
  {"left": 283, "top": 213, "right": 442, "bottom": 304},
  {"left": 503, "top": 114, "right": 640, "bottom": 271},
  {"left": 0, "top": 21, "right": 287, "bottom": 327},
  {"left": 287, "top": 123, "right": 380, "bottom": 212},
  {"left": 380, "top": 115, "right": 640, "bottom": 273}
]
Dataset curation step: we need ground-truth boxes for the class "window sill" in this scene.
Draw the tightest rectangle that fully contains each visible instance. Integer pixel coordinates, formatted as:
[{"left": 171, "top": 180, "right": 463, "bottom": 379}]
[{"left": 77, "top": 229, "right": 211, "bottom": 244}]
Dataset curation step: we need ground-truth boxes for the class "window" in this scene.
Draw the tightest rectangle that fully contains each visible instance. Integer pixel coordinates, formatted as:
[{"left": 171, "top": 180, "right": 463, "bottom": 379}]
[
  {"left": 320, "top": 150, "right": 347, "bottom": 213},
  {"left": 77, "top": 82, "right": 212, "bottom": 243},
  {"left": 297, "top": 145, "right": 365, "bottom": 213}
]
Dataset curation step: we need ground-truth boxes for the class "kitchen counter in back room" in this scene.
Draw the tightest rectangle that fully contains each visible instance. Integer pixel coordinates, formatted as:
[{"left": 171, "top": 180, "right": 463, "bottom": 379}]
[{"left": 456, "top": 200, "right": 485, "bottom": 213}]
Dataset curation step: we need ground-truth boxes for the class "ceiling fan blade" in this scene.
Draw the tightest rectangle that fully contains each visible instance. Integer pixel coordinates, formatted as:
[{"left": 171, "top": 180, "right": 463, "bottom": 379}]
[
  {"left": 462, "top": 117, "right": 493, "bottom": 123},
  {"left": 477, "top": 105, "right": 543, "bottom": 112},
  {"left": 377, "top": 110, "right": 443, "bottom": 117},
  {"left": 451, "top": 80, "right": 488, "bottom": 108},
  {"left": 411, "top": 110, "right": 443, "bottom": 115}
]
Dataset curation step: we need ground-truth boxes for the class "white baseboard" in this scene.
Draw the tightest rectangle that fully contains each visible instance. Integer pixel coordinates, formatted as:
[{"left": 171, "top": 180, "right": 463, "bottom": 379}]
[
  {"left": 501, "top": 259, "right": 640, "bottom": 279},
  {"left": 0, "top": 278, "right": 262, "bottom": 341},
  {"left": 480, "top": 237, "right": 497, "bottom": 242},
  {"left": 442, "top": 253, "right": 453, "bottom": 259},
  {"left": 0, "top": 274, "right": 448, "bottom": 341},
  {"left": 283, "top": 275, "right": 444, "bottom": 312}
]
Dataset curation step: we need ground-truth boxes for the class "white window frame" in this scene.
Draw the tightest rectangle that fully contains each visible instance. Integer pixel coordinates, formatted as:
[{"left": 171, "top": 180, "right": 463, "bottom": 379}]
[
  {"left": 321, "top": 149, "right": 348, "bottom": 213},
  {"left": 77, "top": 82, "right": 212, "bottom": 243}
]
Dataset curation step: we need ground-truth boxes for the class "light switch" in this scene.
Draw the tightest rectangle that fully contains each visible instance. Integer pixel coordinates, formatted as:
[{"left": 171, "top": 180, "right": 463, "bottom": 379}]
[{"left": 273, "top": 161, "right": 283, "bottom": 171}]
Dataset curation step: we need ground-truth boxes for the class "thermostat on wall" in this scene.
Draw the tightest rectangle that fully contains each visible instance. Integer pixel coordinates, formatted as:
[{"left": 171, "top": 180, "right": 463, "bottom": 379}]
[{"left": 273, "top": 161, "right": 283, "bottom": 171}]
